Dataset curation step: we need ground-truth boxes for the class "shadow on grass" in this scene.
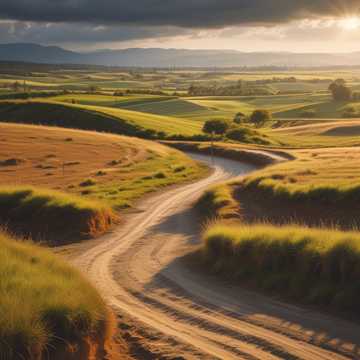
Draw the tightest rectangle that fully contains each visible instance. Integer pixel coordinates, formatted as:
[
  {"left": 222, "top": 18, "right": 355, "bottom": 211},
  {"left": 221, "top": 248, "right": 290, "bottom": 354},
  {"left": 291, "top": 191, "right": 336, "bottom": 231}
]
[{"left": 137, "top": 204, "right": 360, "bottom": 359}]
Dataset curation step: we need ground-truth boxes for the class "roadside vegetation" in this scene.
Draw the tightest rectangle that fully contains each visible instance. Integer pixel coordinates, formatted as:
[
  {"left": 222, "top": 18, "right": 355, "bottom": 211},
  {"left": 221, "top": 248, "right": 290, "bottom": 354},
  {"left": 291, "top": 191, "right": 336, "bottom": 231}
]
[
  {"left": 0, "top": 231, "right": 110, "bottom": 359},
  {"left": 202, "top": 224, "right": 360, "bottom": 316},
  {"left": 0, "top": 186, "right": 115, "bottom": 243},
  {"left": 196, "top": 142, "right": 360, "bottom": 318},
  {"left": 196, "top": 184, "right": 239, "bottom": 219}
]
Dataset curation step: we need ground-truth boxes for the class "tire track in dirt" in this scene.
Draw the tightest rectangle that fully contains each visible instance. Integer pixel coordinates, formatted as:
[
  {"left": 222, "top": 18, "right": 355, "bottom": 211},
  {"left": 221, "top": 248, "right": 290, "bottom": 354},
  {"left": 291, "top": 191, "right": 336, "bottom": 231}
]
[{"left": 72, "top": 152, "right": 360, "bottom": 359}]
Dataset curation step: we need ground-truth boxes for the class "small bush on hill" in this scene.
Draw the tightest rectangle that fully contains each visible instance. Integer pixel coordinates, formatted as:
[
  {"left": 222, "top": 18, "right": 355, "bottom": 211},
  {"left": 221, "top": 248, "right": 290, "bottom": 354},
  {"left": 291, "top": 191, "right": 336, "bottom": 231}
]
[
  {"left": 203, "top": 119, "right": 230, "bottom": 135},
  {"left": 249, "top": 109, "right": 272, "bottom": 127},
  {"left": 226, "top": 126, "right": 271, "bottom": 145}
]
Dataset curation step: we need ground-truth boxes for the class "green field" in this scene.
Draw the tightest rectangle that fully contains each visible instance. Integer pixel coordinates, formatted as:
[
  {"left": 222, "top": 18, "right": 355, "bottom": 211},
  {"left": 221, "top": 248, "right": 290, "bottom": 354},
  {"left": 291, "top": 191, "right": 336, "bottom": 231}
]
[{"left": 0, "top": 99, "right": 204, "bottom": 137}]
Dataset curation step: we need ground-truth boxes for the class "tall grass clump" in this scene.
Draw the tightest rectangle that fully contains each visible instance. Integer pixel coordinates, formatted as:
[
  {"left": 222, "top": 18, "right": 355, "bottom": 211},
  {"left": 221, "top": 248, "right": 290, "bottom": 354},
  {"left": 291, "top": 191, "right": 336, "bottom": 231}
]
[
  {"left": 203, "top": 223, "right": 360, "bottom": 315},
  {"left": 0, "top": 231, "right": 109, "bottom": 359},
  {"left": 0, "top": 186, "right": 116, "bottom": 243},
  {"left": 243, "top": 176, "right": 360, "bottom": 205},
  {"left": 197, "top": 184, "right": 239, "bottom": 219}
]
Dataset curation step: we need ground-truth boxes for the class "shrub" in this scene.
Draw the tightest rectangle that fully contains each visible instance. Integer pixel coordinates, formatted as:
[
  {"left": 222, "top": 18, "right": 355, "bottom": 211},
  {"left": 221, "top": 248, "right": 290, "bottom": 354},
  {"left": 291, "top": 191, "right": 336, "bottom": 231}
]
[
  {"left": 0, "top": 157, "right": 25, "bottom": 166},
  {"left": 203, "top": 119, "right": 230, "bottom": 135},
  {"left": 154, "top": 171, "right": 167, "bottom": 179},
  {"left": 173, "top": 165, "right": 186, "bottom": 173},
  {"left": 80, "top": 178, "right": 97, "bottom": 187},
  {"left": 225, "top": 126, "right": 256, "bottom": 141},
  {"left": 249, "top": 109, "right": 272, "bottom": 127}
]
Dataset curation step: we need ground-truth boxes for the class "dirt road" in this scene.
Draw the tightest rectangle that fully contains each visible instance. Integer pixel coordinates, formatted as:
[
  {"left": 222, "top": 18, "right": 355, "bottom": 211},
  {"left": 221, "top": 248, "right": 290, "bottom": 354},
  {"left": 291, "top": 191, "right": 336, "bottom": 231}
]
[{"left": 71, "top": 153, "right": 360, "bottom": 359}]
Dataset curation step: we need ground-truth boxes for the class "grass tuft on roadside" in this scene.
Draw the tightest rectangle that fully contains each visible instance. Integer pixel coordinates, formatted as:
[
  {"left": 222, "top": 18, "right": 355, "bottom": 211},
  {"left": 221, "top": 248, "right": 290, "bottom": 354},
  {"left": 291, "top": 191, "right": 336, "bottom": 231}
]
[
  {"left": 197, "top": 184, "right": 239, "bottom": 219},
  {"left": 0, "top": 186, "right": 116, "bottom": 243},
  {"left": 203, "top": 223, "right": 360, "bottom": 315},
  {"left": 0, "top": 231, "right": 109, "bottom": 359}
]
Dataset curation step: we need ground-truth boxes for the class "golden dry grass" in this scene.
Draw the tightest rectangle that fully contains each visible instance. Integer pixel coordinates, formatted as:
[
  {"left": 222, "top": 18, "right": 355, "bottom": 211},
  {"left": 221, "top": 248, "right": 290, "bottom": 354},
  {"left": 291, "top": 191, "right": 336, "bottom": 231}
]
[
  {"left": 0, "top": 122, "right": 155, "bottom": 191},
  {"left": 244, "top": 146, "right": 360, "bottom": 190},
  {"left": 202, "top": 223, "right": 360, "bottom": 315},
  {"left": 0, "top": 123, "right": 207, "bottom": 209},
  {"left": 0, "top": 230, "right": 110, "bottom": 359}
]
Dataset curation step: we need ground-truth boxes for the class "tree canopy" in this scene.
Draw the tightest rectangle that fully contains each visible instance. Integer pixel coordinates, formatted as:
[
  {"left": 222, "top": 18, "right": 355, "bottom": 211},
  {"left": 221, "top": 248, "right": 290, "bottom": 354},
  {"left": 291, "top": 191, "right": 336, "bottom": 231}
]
[
  {"left": 202, "top": 119, "right": 230, "bottom": 135},
  {"left": 328, "top": 79, "right": 352, "bottom": 101},
  {"left": 249, "top": 109, "right": 271, "bottom": 127}
]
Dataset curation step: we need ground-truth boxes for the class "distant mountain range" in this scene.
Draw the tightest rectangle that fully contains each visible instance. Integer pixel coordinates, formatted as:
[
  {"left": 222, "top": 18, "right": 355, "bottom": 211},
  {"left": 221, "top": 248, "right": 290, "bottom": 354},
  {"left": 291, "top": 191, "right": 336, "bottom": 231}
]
[{"left": 1, "top": 43, "right": 360, "bottom": 68}]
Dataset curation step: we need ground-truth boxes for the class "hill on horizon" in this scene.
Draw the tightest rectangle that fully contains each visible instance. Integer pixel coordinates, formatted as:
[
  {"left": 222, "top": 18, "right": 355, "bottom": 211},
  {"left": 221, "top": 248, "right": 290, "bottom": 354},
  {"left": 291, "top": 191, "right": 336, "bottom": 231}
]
[{"left": 1, "top": 43, "right": 360, "bottom": 68}]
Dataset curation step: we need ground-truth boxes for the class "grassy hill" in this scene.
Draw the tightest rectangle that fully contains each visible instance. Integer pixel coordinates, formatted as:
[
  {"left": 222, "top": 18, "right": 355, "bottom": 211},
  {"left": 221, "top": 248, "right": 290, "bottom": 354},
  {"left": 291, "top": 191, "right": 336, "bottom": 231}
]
[
  {"left": 0, "top": 231, "right": 110, "bottom": 359},
  {"left": 0, "top": 100, "right": 203, "bottom": 137},
  {"left": 196, "top": 143, "right": 360, "bottom": 317},
  {"left": 267, "top": 120, "right": 360, "bottom": 147},
  {"left": 0, "top": 123, "right": 208, "bottom": 241},
  {"left": 197, "top": 145, "right": 360, "bottom": 230}
]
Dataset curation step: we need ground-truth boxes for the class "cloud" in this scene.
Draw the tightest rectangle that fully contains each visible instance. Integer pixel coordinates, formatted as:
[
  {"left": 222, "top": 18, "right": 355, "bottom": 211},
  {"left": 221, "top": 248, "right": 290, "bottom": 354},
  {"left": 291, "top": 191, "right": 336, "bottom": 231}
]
[
  {"left": 0, "top": 1, "right": 359, "bottom": 28},
  {"left": 0, "top": 21, "right": 192, "bottom": 48}
]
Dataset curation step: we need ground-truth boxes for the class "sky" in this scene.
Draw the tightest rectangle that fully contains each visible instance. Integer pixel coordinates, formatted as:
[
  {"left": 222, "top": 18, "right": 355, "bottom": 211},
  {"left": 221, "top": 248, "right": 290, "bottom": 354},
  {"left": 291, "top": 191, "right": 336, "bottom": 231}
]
[{"left": 0, "top": 1, "right": 360, "bottom": 52}]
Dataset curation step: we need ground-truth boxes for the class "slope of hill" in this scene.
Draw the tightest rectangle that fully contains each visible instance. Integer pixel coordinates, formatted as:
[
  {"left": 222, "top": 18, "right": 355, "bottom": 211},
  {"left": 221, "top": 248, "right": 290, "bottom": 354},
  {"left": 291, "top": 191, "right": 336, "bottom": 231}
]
[{"left": 1, "top": 43, "right": 360, "bottom": 67}]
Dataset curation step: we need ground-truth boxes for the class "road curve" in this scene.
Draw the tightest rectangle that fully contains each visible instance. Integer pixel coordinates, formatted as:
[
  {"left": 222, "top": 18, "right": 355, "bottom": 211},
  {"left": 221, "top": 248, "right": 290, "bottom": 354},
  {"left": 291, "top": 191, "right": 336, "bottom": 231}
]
[{"left": 71, "top": 152, "right": 360, "bottom": 360}]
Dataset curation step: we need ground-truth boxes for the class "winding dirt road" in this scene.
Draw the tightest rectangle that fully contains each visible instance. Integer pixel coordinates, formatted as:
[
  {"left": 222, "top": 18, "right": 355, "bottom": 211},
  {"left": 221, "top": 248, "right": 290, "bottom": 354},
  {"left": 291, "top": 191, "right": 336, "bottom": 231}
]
[{"left": 71, "top": 153, "right": 360, "bottom": 359}]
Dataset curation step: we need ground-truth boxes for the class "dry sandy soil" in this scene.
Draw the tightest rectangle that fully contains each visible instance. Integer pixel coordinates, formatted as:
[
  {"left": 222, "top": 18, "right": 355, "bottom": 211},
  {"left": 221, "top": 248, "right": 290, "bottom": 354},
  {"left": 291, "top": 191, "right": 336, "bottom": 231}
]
[{"left": 63, "top": 153, "right": 360, "bottom": 360}]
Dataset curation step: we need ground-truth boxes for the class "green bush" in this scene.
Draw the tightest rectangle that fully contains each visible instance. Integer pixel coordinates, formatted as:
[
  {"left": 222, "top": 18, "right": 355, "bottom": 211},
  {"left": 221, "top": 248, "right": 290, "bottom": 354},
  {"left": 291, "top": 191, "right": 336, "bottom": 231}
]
[
  {"left": 249, "top": 109, "right": 272, "bottom": 127},
  {"left": 202, "top": 119, "right": 230, "bottom": 135}
]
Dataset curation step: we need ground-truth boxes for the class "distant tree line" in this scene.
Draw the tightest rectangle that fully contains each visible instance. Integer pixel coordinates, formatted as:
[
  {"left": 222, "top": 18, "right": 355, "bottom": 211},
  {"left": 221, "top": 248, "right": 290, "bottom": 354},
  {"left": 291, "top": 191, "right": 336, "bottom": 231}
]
[
  {"left": 188, "top": 81, "right": 275, "bottom": 96},
  {"left": 113, "top": 89, "right": 169, "bottom": 96}
]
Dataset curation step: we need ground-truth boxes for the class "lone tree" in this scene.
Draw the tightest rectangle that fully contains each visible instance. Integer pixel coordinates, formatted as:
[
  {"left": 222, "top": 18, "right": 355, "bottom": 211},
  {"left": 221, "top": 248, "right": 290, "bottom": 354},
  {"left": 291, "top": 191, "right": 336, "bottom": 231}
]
[
  {"left": 328, "top": 79, "right": 352, "bottom": 101},
  {"left": 249, "top": 109, "right": 271, "bottom": 127},
  {"left": 203, "top": 119, "right": 230, "bottom": 135}
]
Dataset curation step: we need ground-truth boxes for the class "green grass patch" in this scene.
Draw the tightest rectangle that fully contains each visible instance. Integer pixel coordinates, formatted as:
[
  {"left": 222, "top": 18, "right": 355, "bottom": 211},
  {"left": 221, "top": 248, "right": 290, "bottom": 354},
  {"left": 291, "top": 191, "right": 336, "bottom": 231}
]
[
  {"left": 92, "top": 151, "right": 209, "bottom": 209},
  {"left": 203, "top": 223, "right": 360, "bottom": 315},
  {"left": 0, "top": 100, "right": 203, "bottom": 138},
  {"left": 0, "top": 231, "right": 109, "bottom": 359}
]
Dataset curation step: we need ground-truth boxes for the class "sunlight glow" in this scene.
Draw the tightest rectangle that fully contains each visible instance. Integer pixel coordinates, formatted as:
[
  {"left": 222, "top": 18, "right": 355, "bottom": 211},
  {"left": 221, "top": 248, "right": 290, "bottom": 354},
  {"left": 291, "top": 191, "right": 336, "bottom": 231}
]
[{"left": 339, "top": 17, "right": 360, "bottom": 30}]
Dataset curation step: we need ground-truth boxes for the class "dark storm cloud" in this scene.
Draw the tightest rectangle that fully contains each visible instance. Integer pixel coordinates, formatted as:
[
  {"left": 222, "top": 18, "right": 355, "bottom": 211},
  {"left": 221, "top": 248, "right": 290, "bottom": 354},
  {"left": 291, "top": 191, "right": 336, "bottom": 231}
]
[
  {"left": 0, "top": 1, "right": 359, "bottom": 28},
  {"left": 0, "top": 22, "right": 187, "bottom": 45}
]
